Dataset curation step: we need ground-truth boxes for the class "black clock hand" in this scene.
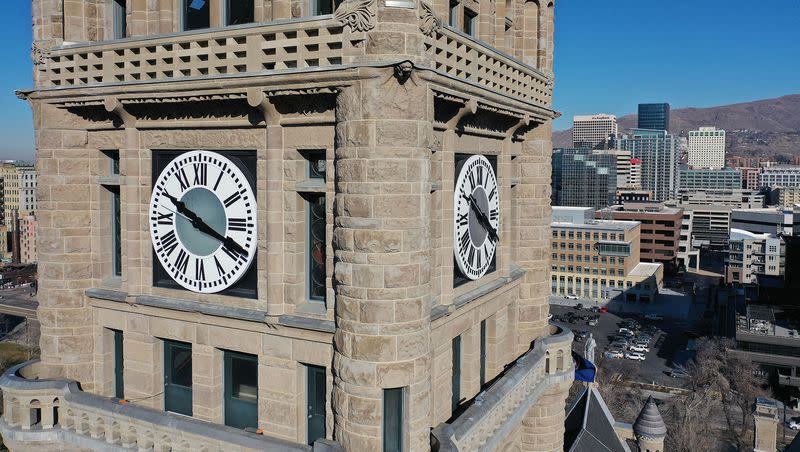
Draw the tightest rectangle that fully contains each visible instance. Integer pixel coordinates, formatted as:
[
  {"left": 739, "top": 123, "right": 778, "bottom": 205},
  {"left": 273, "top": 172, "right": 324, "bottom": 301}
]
[
  {"left": 467, "top": 195, "right": 499, "bottom": 243},
  {"left": 163, "top": 199, "right": 248, "bottom": 257}
]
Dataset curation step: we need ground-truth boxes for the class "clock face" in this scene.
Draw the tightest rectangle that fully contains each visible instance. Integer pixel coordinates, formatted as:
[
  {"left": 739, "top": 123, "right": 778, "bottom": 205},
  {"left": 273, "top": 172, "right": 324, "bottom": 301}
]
[
  {"left": 454, "top": 155, "right": 499, "bottom": 280},
  {"left": 149, "top": 150, "right": 257, "bottom": 293}
]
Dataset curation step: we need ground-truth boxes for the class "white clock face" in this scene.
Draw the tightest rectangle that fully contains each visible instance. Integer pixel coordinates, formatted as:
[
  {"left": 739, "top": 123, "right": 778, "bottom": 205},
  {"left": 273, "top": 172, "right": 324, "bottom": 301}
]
[
  {"left": 149, "top": 150, "right": 257, "bottom": 293},
  {"left": 454, "top": 155, "right": 499, "bottom": 280}
]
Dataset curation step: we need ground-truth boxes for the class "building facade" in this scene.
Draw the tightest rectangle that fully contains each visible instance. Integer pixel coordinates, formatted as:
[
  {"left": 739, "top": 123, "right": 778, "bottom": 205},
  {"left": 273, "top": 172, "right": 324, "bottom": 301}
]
[
  {"left": 769, "top": 187, "right": 800, "bottom": 209},
  {"left": 678, "top": 166, "right": 742, "bottom": 192},
  {"left": 572, "top": 114, "right": 617, "bottom": 149},
  {"left": 676, "top": 188, "right": 765, "bottom": 208},
  {"left": 730, "top": 208, "right": 794, "bottom": 236},
  {"left": 616, "top": 129, "right": 679, "bottom": 202},
  {"left": 637, "top": 103, "right": 670, "bottom": 131},
  {"left": 598, "top": 202, "right": 683, "bottom": 271},
  {"left": 741, "top": 167, "right": 762, "bottom": 191},
  {"left": 726, "top": 230, "right": 785, "bottom": 285},
  {"left": 760, "top": 166, "right": 800, "bottom": 189},
  {"left": 19, "top": 213, "right": 37, "bottom": 264},
  {"left": 551, "top": 207, "right": 663, "bottom": 303},
  {"left": 2, "top": 1, "right": 576, "bottom": 451},
  {"left": 687, "top": 126, "right": 725, "bottom": 169},
  {"left": 552, "top": 148, "right": 618, "bottom": 210}
]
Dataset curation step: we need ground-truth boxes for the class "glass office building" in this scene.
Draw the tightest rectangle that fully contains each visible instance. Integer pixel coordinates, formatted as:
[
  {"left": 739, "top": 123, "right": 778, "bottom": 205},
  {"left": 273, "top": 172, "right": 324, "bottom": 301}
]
[
  {"left": 637, "top": 103, "right": 670, "bottom": 131},
  {"left": 679, "top": 166, "right": 742, "bottom": 191},
  {"left": 552, "top": 148, "right": 618, "bottom": 210},
  {"left": 617, "top": 129, "right": 679, "bottom": 202}
]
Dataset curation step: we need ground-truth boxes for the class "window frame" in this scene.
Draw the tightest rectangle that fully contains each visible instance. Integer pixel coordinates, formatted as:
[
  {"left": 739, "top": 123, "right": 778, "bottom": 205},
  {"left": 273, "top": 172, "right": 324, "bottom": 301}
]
[{"left": 383, "top": 387, "right": 406, "bottom": 452}]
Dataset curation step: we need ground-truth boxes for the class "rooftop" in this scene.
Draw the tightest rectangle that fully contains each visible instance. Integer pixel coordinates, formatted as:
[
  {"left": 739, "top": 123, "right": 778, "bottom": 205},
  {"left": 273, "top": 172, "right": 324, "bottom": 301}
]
[
  {"left": 629, "top": 262, "right": 662, "bottom": 278},
  {"left": 737, "top": 305, "right": 800, "bottom": 339}
]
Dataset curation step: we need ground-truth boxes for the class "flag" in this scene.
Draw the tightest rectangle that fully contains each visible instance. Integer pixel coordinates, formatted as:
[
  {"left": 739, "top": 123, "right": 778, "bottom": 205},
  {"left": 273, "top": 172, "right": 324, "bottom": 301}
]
[{"left": 572, "top": 351, "right": 596, "bottom": 383}]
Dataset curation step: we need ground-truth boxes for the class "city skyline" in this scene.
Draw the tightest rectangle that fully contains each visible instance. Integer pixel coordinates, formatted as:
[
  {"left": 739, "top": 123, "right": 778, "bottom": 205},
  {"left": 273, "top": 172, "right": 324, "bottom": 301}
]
[{"left": 0, "top": 0, "right": 799, "bottom": 161}]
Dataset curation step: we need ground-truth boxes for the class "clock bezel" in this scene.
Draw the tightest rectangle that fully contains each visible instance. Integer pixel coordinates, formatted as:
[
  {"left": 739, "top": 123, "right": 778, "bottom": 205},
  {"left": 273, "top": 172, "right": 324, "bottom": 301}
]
[{"left": 150, "top": 150, "right": 258, "bottom": 299}]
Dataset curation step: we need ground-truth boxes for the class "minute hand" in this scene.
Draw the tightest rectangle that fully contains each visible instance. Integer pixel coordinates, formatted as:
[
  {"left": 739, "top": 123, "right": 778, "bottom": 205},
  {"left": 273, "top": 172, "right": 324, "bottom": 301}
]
[
  {"left": 164, "top": 193, "right": 248, "bottom": 256},
  {"left": 467, "top": 195, "right": 499, "bottom": 243}
]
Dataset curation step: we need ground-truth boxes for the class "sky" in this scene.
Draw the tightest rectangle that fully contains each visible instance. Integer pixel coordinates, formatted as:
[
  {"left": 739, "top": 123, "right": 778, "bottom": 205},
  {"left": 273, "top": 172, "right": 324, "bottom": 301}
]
[{"left": 0, "top": 1, "right": 799, "bottom": 161}]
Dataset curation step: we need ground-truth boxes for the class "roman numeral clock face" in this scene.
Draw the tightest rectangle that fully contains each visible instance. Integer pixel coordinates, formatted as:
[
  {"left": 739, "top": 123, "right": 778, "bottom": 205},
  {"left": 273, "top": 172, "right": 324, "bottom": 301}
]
[
  {"left": 149, "top": 150, "right": 257, "bottom": 293},
  {"left": 454, "top": 155, "right": 499, "bottom": 280}
]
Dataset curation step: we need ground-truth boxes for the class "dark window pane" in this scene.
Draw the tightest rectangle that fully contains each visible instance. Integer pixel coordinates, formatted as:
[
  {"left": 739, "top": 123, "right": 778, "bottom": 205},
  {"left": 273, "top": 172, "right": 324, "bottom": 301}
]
[
  {"left": 169, "top": 343, "right": 193, "bottom": 388},
  {"left": 308, "top": 195, "right": 326, "bottom": 301},
  {"left": 307, "top": 151, "right": 326, "bottom": 179},
  {"left": 111, "top": 186, "right": 122, "bottom": 277},
  {"left": 227, "top": 0, "right": 254, "bottom": 25},
  {"left": 451, "top": 335, "right": 461, "bottom": 412},
  {"left": 463, "top": 8, "right": 477, "bottom": 36},
  {"left": 113, "top": 0, "right": 126, "bottom": 39},
  {"left": 313, "top": 0, "right": 341, "bottom": 15},
  {"left": 184, "top": 0, "right": 210, "bottom": 30},
  {"left": 113, "top": 329, "right": 124, "bottom": 399},
  {"left": 448, "top": 1, "right": 458, "bottom": 27},
  {"left": 479, "top": 320, "right": 486, "bottom": 386},
  {"left": 383, "top": 388, "right": 404, "bottom": 452},
  {"left": 231, "top": 355, "right": 258, "bottom": 401}
]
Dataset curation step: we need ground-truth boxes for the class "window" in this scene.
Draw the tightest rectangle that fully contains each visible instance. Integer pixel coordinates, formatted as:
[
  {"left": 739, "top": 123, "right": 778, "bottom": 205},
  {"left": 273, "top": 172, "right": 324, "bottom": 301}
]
[
  {"left": 448, "top": 1, "right": 459, "bottom": 28},
  {"left": 164, "top": 340, "right": 192, "bottom": 416},
  {"left": 307, "top": 194, "right": 326, "bottom": 302},
  {"left": 463, "top": 8, "right": 477, "bottom": 36},
  {"left": 451, "top": 335, "right": 461, "bottom": 413},
  {"left": 224, "top": 351, "right": 258, "bottom": 429},
  {"left": 312, "top": 0, "right": 342, "bottom": 15},
  {"left": 306, "top": 365, "right": 326, "bottom": 444},
  {"left": 183, "top": 0, "right": 210, "bottom": 30},
  {"left": 226, "top": 0, "right": 255, "bottom": 24},
  {"left": 480, "top": 320, "right": 487, "bottom": 386},
  {"left": 383, "top": 388, "right": 405, "bottom": 452},
  {"left": 306, "top": 150, "right": 326, "bottom": 179},
  {"left": 112, "top": 0, "right": 126, "bottom": 39},
  {"left": 112, "top": 329, "right": 124, "bottom": 399},
  {"left": 111, "top": 186, "right": 122, "bottom": 277}
]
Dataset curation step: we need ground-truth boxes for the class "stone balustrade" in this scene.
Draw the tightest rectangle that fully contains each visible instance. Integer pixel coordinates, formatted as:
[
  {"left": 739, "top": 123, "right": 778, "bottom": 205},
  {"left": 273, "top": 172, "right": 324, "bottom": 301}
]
[
  {"left": 0, "top": 360, "right": 325, "bottom": 452},
  {"left": 431, "top": 325, "right": 574, "bottom": 451},
  {"left": 36, "top": 16, "right": 552, "bottom": 108}
]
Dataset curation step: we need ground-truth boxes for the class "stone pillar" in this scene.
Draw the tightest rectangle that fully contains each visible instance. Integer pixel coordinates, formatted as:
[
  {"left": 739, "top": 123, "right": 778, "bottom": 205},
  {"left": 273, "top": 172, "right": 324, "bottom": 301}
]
[
  {"left": 753, "top": 398, "right": 779, "bottom": 452},
  {"left": 520, "top": 378, "right": 570, "bottom": 452},
  {"left": 515, "top": 121, "right": 552, "bottom": 353},
  {"left": 332, "top": 71, "right": 433, "bottom": 450}
]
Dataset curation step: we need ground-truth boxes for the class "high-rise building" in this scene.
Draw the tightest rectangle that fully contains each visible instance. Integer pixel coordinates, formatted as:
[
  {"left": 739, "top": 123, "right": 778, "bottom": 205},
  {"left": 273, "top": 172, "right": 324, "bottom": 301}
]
[
  {"left": 3, "top": 1, "right": 575, "bottom": 451},
  {"left": 550, "top": 207, "right": 663, "bottom": 302},
  {"left": 687, "top": 126, "right": 726, "bottom": 169},
  {"left": 572, "top": 114, "right": 618, "bottom": 149},
  {"left": 616, "top": 129, "right": 679, "bottom": 202},
  {"left": 637, "top": 103, "right": 670, "bottom": 131},
  {"left": 552, "top": 148, "right": 618, "bottom": 210}
]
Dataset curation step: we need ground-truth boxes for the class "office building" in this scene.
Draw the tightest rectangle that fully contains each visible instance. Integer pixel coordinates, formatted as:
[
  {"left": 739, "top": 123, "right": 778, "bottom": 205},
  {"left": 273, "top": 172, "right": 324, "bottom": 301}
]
[
  {"left": 733, "top": 305, "right": 800, "bottom": 388},
  {"left": 616, "top": 129, "right": 680, "bottom": 201},
  {"left": 597, "top": 202, "right": 683, "bottom": 270},
  {"left": 678, "top": 166, "right": 742, "bottom": 191},
  {"left": 2, "top": 1, "right": 575, "bottom": 451},
  {"left": 769, "top": 187, "right": 800, "bottom": 209},
  {"left": 760, "top": 166, "right": 800, "bottom": 189},
  {"left": 740, "top": 167, "right": 762, "bottom": 191},
  {"left": 0, "top": 161, "right": 35, "bottom": 228},
  {"left": 552, "top": 148, "right": 617, "bottom": 210},
  {"left": 687, "top": 126, "right": 726, "bottom": 169},
  {"left": 676, "top": 189, "right": 764, "bottom": 208},
  {"left": 572, "top": 114, "right": 618, "bottom": 149},
  {"left": 616, "top": 189, "right": 652, "bottom": 204},
  {"left": 674, "top": 204, "right": 732, "bottom": 250},
  {"left": 19, "top": 213, "right": 37, "bottom": 264},
  {"left": 551, "top": 207, "right": 663, "bottom": 303},
  {"left": 637, "top": 103, "right": 670, "bottom": 131},
  {"left": 726, "top": 230, "right": 785, "bottom": 285},
  {"left": 678, "top": 210, "right": 699, "bottom": 270}
]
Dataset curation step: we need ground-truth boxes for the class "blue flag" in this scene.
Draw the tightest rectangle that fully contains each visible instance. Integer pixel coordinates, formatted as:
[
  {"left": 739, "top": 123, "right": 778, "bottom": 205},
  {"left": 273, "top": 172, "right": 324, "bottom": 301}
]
[
  {"left": 189, "top": 0, "right": 206, "bottom": 10},
  {"left": 572, "top": 351, "right": 596, "bottom": 383}
]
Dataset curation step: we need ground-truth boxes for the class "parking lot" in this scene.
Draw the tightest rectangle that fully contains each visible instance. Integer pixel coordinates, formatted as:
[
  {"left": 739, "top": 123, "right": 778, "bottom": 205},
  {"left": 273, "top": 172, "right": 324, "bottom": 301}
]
[{"left": 550, "top": 304, "right": 693, "bottom": 387}]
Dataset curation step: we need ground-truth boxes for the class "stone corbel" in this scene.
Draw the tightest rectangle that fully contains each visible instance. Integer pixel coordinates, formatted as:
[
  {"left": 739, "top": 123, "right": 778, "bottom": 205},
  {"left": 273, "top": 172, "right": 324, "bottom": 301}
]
[
  {"left": 246, "top": 88, "right": 279, "bottom": 125},
  {"left": 446, "top": 98, "right": 478, "bottom": 131},
  {"left": 103, "top": 97, "right": 136, "bottom": 128},
  {"left": 334, "top": 0, "right": 377, "bottom": 32},
  {"left": 505, "top": 115, "right": 530, "bottom": 140},
  {"left": 419, "top": 2, "right": 442, "bottom": 37}
]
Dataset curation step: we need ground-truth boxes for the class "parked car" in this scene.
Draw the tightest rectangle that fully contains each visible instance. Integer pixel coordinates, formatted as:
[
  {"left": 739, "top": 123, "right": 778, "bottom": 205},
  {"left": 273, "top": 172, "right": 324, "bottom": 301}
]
[
  {"left": 788, "top": 420, "right": 800, "bottom": 430},
  {"left": 598, "top": 307, "right": 609, "bottom": 314},
  {"left": 575, "top": 330, "right": 589, "bottom": 339},
  {"left": 629, "top": 344, "right": 650, "bottom": 353},
  {"left": 667, "top": 369, "right": 689, "bottom": 378},
  {"left": 566, "top": 295, "right": 580, "bottom": 300},
  {"left": 588, "top": 318, "right": 598, "bottom": 327},
  {"left": 625, "top": 352, "right": 646, "bottom": 361},
  {"left": 605, "top": 350, "right": 624, "bottom": 359},
  {"left": 590, "top": 306, "right": 600, "bottom": 313},
  {"left": 575, "top": 303, "right": 584, "bottom": 309},
  {"left": 548, "top": 313, "right": 553, "bottom": 320},
  {"left": 609, "top": 341, "right": 628, "bottom": 349},
  {"left": 618, "top": 328, "right": 635, "bottom": 335},
  {"left": 645, "top": 314, "right": 664, "bottom": 321}
]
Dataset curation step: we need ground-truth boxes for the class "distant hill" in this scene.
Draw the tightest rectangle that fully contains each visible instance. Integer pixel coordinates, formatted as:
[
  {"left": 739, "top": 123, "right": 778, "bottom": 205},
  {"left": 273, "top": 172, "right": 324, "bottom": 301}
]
[{"left": 554, "top": 94, "right": 800, "bottom": 159}]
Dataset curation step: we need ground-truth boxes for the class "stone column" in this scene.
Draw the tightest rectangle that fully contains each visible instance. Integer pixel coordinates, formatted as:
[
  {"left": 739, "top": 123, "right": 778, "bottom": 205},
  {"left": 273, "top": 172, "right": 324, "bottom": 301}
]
[
  {"left": 332, "top": 72, "right": 433, "bottom": 451},
  {"left": 520, "top": 379, "right": 571, "bottom": 452},
  {"left": 515, "top": 122, "right": 552, "bottom": 353}
]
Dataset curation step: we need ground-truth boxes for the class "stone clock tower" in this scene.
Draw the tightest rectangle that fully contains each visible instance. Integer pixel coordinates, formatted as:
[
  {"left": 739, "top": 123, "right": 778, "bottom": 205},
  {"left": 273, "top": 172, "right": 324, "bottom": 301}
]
[{"left": 2, "top": 0, "right": 571, "bottom": 451}]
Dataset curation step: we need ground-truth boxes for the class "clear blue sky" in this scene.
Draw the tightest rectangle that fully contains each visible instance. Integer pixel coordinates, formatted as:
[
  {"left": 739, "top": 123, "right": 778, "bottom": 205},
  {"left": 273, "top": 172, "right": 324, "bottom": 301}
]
[{"left": 0, "top": 1, "right": 798, "bottom": 160}]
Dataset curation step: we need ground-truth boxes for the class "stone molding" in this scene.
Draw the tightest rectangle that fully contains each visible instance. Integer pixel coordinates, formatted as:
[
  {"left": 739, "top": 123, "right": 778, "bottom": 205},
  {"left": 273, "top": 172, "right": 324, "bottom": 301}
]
[
  {"left": 431, "top": 326, "right": 574, "bottom": 451},
  {"left": 0, "top": 360, "right": 320, "bottom": 452},
  {"left": 419, "top": 2, "right": 442, "bottom": 37},
  {"left": 334, "top": 0, "right": 377, "bottom": 32}
]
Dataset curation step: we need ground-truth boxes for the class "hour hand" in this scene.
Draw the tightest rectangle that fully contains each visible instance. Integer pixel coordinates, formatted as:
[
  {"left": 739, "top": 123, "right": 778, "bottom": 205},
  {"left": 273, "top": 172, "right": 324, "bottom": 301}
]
[{"left": 468, "top": 195, "right": 499, "bottom": 243}]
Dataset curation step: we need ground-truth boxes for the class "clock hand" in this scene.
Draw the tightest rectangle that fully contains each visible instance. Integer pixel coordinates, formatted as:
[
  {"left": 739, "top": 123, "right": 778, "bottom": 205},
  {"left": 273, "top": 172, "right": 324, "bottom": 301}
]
[
  {"left": 162, "top": 205, "right": 249, "bottom": 257},
  {"left": 467, "top": 195, "right": 500, "bottom": 243}
]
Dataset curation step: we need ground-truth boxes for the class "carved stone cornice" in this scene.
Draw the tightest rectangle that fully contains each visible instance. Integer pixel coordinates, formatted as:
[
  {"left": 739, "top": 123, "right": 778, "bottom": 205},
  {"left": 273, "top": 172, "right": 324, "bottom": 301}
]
[
  {"left": 334, "top": 0, "right": 377, "bottom": 32},
  {"left": 420, "top": 2, "right": 442, "bottom": 37},
  {"left": 31, "top": 41, "right": 52, "bottom": 66}
]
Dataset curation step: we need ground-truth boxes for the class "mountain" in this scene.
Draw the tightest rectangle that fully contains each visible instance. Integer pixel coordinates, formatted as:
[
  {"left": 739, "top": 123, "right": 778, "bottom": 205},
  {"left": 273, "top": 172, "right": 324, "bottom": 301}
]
[{"left": 554, "top": 94, "right": 800, "bottom": 158}]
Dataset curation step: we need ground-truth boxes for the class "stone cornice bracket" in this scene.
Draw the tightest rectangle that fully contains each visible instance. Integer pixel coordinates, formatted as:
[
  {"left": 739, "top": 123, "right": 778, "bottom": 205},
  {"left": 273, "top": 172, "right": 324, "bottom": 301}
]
[
  {"left": 31, "top": 41, "right": 51, "bottom": 66},
  {"left": 446, "top": 98, "right": 478, "bottom": 131},
  {"left": 419, "top": 2, "right": 442, "bottom": 37},
  {"left": 334, "top": 0, "right": 377, "bottom": 32},
  {"left": 246, "top": 88, "right": 278, "bottom": 125},
  {"left": 103, "top": 97, "right": 136, "bottom": 128},
  {"left": 505, "top": 115, "right": 530, "bottom": 140}
]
